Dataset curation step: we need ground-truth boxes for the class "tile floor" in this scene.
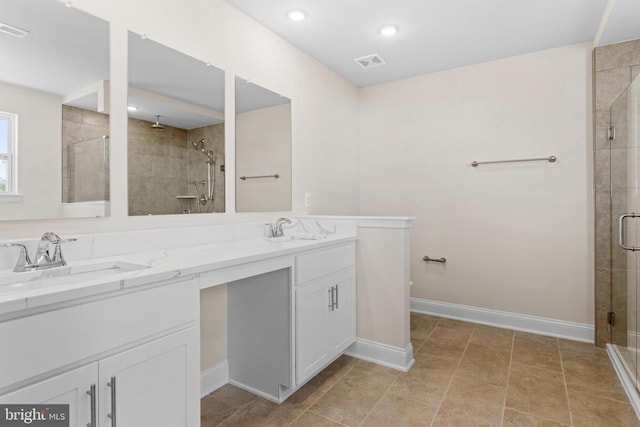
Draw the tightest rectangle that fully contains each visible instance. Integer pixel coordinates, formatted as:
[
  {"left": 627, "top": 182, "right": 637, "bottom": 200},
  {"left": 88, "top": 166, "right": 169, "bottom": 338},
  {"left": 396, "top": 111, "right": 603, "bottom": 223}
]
[{"left": 201, "top": 313, "right": 640, "bottom": 426}]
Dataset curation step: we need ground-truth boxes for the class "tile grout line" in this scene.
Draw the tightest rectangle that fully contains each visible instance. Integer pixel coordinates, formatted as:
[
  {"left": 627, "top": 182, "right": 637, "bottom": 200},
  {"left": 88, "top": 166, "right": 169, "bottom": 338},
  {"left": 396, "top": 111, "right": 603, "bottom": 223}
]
[
  {"left": 558, "top": 340, "right": 575, "bottom": 427},
  {"left": 214, "top": 398, "right": 257, "bottom": 427},
  {"left": 357, "top": 376, "right": 397, "bottom": 426},
  {"left": 284, "top": 386, "right": 329, "bottom": 427},
  {"left": 427, "top": 320, "right": 477, "bottom": 427},
  {"left": 498, "top": 332, "right": 515, "bottom": 427}
]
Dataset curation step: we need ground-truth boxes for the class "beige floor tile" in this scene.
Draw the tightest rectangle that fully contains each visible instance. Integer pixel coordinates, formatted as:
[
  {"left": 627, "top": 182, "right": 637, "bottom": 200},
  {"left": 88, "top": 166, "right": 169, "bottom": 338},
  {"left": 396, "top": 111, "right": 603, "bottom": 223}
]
[
  {"left": 562, "top": 350, "right": 628, "bottom": 401},
  {"left": 502, "top": 408, "right": 568, "bottom": 426},
  {"left": 411, "top": 313, "right": 440, "bottom": 342},
  {"left": 388, "top": 354, "right": 458, "bottom": 405},
  {"left": 438, "top": 374, "right": 506, "bottom": 425},
  {"left": 457, "top": 342, "right": 511, "bottom": 386},
  {"left": 431, "top": 409, "right": 494, "bottom": 426},
  {"left": 219, "top": 384, "right": 323, "bottom": 427},
  {"left": 505, "top": 362, "right": 570, "bottom": 424},
  {"left": 306, "top": 355, "right": 358, "bottom": 392},
  {"left": 361, "top": 393, "right": 438, "bottom": 427},
  {"left": 568, "top": 389, "right": 640, "bottom": 427},
  {"left": 470, "top": 324, "right": 514, "bottom": 349},
  {"left": 309, "top": 365, "right": 396, "bottom": 426},
  {"left": 291, "top": 411, "right": 345, "bottom": 427},
  {"left": 558, "top": 339, "right": 604, "bottom": 358},
  {"left": 418, "top": 326, "right": 472, "bottom": 361},
  {"left": 512, "top": 332, "right": 562, "bottom": 372},
  {"left": 437, "top": 317, "right": 477, "bottom": 333},
  {"left": 201, "top": 384, "right": 256, "bottom": 426}
]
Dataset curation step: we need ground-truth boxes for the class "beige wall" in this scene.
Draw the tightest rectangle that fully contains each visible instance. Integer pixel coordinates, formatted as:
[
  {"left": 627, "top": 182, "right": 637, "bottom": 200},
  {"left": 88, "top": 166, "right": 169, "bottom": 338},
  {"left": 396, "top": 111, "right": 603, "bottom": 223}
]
[
  {"left": 200, "top": 285, "right": 227, "bottom": 370},
  {"left": 0, "top": 82, "right": 63, "bottom": 221},
  {"left": 236, "top": 103, "right": 291, "bottom": 212},
  {"left": 359, "top": 43, "right": 594, "bottom": 325}
]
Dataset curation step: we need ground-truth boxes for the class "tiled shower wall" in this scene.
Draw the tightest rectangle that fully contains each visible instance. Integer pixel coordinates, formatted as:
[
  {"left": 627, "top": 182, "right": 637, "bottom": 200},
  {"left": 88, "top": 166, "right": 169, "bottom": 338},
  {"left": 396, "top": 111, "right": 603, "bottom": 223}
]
[
  {"left": 594, "top": 39, "right": 640, "bottom": 347},
  {"left": 127, "top": 119, "right": 225, "bottom": 216},
  {"left": 62, "top": 106, "right": 110, "bottom": 203}
]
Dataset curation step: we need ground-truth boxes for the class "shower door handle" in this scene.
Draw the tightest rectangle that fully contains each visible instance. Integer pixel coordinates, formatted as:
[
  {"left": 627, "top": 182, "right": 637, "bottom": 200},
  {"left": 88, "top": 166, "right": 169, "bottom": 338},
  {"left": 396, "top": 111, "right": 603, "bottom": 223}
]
[{"left": 619, "top": 213, "right": 640, "bottom": 251}]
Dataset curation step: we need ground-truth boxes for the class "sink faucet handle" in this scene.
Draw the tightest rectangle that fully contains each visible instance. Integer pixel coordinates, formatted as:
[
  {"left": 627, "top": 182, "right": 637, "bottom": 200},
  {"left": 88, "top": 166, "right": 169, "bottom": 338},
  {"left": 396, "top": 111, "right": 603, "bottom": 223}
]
[
  {"left": 51, "top": 238, "right": 77, "bottom": 266},
  {"left": 0, "top": 243, "right": 33, "bottom": 272}
]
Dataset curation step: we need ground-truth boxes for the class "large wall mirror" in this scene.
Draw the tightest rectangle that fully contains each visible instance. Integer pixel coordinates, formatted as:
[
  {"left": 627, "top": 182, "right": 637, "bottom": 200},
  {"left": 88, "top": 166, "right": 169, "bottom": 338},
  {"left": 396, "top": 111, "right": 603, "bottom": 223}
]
[
  {"left": 0, "top": 0, "right": 109, "bottom": 220},
  {"left": 128, "top": 32, "right": 225, "bottom": 216},
  {"left": 235, "top": 78, "right": 291, "bottom": 212}
]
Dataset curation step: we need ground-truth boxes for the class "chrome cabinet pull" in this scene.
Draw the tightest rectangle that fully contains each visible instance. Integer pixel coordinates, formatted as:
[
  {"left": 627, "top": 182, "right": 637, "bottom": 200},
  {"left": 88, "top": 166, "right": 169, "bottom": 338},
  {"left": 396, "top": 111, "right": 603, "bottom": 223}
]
[
  {"left": 86, "top": 384, "right": 96, "bottom": 427},
  {"left": 619, "top": 214, "right": 640, "bottom": 251},
  {"left": 107, "top": 376, "right": 116, "bottom": 427},
  {"left": 328, "top": 288, "right": 334, "bottom": 311},
  {"left": 334, "top": 285, "right": 339, "bottom": 310}
]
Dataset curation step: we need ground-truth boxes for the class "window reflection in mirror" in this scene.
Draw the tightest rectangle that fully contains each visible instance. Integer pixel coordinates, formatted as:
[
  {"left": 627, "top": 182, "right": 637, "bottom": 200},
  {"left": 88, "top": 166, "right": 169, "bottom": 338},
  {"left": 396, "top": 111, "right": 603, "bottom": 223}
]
[
  {"left": 0, "top": 0, "right": 109, "bottom": 220},
  {"left": 235, "top": 78, "right": 291, "bottom": 212},
  {"left": 127, "top": 32, "right": 225, "bottom": 216}
]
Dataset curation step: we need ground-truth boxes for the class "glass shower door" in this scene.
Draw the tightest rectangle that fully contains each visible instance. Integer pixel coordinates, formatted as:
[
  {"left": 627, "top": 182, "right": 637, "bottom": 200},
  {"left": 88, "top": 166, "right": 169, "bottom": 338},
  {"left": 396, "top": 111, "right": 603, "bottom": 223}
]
[{"left": 612, "top": 73, "right": 640, "bottom": 390}]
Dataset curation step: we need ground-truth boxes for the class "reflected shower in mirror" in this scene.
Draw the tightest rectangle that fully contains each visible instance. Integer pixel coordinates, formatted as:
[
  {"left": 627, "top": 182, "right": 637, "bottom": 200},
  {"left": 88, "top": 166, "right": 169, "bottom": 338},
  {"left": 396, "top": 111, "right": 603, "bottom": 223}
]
[
  {"left": 235, "top": 78, "right": 291, "bottom": 212},
  {"left": 0, "top": 0, "right": 109, "bottom": 220},
  {"left": 127, "top": 32, "right": 225, "bottom": 216}
]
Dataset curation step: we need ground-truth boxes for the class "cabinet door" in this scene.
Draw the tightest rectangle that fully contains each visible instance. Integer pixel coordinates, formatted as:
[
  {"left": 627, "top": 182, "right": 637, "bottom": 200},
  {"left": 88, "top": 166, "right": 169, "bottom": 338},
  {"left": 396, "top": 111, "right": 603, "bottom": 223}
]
[
  {"left": 0, "top": 363, "right": 98, "bottom": 427},
  {"left": 296, "top": 279, "right": 331, "bottom": 384},
  {"left": 98, "top": 327, "right": 199, "bottom": 427},
  {"left": 327, "top": 271, "right": 356, "bottom": 354}
]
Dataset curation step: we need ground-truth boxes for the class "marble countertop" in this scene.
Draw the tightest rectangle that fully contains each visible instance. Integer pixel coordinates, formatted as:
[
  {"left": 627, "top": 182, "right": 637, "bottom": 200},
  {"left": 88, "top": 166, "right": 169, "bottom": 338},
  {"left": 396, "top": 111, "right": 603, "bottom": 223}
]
[{"left": 0, "top": 234, "right": 356, "bottom": 316}]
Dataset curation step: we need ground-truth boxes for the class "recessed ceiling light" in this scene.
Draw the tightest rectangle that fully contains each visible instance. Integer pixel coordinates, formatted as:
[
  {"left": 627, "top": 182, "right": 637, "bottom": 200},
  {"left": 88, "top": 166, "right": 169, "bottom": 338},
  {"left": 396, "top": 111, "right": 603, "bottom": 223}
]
[
  {"left": 380, "top": 25, "right": 398, "bottom": 37},
  {"left": 288, "top": 10, "right": 306, "bottom": 22},
  {"left": 127, "top": 106, "right": 138, "bottom": 111}
]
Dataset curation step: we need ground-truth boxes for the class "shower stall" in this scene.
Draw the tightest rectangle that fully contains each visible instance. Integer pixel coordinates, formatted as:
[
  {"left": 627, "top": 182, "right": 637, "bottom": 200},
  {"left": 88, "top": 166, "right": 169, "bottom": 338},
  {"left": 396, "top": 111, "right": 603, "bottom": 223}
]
[
  {"left": 606, "top": 71, "right": 640, "bottom": 402},
  {"left": 63, "top": 135, "right": 109, "bottom": 203}
]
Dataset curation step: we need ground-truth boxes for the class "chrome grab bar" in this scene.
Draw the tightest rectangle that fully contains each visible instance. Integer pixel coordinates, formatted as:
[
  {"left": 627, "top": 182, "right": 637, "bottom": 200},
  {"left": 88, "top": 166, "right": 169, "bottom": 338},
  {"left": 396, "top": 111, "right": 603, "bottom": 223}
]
[
  {"left": 423, "top": 256, "right": 446, "bottom": 263},
  {"left": 240, "top": 174, "right": 280, "bottom": 180},
  {"left": 619, "top": 213, "right": 640, "bottom": 251},
  {"left": 471, "top": 156, "right": 556, "bottom": 167}
]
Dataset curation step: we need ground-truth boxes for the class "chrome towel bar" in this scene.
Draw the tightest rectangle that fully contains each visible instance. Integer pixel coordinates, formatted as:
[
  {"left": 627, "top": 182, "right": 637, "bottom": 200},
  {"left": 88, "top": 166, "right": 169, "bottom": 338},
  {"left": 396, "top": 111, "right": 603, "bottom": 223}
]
[
  {"left": 423, "top": 256, "right": 446, "bottom": 263},
  {"left": 240, "top": 173, "right": 280, "bottom": 180},
  {"left": 471, "top": 156, "right": 556, "bottom": 167}
]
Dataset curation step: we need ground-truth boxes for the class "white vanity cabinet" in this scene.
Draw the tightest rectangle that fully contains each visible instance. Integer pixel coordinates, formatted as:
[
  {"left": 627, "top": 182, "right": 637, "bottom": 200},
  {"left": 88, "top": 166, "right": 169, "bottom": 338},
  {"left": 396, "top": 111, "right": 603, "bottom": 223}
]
[
  {"left": 0, "top": 364, "right": 97, "bottom": 427},
  {"left": 0, "top": 278, "right": 200, "bottom": 427},
  {"left": 295, "top": 243, "right": 356, "bottom": 385}
]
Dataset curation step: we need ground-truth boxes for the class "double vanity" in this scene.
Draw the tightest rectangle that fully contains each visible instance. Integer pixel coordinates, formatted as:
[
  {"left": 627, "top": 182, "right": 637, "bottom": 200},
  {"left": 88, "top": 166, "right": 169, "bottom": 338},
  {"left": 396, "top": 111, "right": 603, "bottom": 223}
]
[{"left": 0, "top": 218, "right": 403, "bottom": 427}]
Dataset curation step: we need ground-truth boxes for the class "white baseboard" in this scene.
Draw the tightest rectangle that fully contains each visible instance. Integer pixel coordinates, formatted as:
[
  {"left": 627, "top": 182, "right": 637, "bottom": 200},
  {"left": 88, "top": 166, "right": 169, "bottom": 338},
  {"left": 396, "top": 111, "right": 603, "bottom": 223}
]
[
  {"left": 345, "top": 338, "right": 415, "bottom": 372},
  {"left": 411, "top": 298, "right": 594, "bottom": 343},
  {"left": 607, "top": 345, "right": 640, "bottom": 421},
  {"left": 200, "top": 360, "right": 229, "bottom": 398}
]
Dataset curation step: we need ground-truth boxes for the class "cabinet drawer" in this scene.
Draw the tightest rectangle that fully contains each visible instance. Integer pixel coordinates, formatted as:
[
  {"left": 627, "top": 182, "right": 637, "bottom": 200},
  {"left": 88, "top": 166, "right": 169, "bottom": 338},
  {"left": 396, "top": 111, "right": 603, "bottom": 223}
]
[
  {"left": 0, "top": 278, "right": 198, "bottom": 391},
  {"left": 295, "top": 243, "right": 355, "bottom": 285}
]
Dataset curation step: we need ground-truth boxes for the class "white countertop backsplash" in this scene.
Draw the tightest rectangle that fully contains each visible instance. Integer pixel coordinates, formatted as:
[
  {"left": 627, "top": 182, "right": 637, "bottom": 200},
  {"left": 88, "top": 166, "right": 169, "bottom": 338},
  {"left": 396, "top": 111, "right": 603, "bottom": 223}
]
[{"left": 0, "top": 218, "right": 360, "bottom": 316}]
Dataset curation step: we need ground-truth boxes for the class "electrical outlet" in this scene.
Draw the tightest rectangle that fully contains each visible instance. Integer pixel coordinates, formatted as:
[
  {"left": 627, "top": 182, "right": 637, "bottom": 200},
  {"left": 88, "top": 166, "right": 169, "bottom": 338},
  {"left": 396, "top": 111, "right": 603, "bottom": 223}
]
[{"left": 304, "top": 192, "right": 312, "bottom": 208}]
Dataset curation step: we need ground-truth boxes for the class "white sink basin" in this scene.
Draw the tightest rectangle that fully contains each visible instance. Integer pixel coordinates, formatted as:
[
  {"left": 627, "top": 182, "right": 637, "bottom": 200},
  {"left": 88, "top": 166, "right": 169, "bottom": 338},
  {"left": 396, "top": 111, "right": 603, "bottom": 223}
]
[
  {"left": 0, "top": 261, "right": 149, "bottom": 293},
  {"left": 265, "top": 233, "right": 327, "bottom": 242}
]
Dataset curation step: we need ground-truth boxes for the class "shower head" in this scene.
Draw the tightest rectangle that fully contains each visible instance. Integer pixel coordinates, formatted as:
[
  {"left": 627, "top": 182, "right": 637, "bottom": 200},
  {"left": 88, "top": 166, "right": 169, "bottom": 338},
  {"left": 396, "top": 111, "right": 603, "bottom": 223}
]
[
  {"left": 151, "top": 115, "right": 164, "bottom": 130},
  {"left": 192, "top": 139, "right": 205, "bottom": 149}
]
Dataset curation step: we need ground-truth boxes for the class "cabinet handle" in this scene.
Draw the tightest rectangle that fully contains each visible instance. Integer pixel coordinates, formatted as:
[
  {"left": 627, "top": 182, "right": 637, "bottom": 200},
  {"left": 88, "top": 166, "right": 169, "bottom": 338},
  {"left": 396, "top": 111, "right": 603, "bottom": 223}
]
[
  {"left": 328, "top": 288, "right": 334, "bottom": 311},
  {"left": 107, "top": 376, "right": 116, "bottom": 427},
  {"left": 335, "top": 284, "right": 339, "bottom": 310},
  {"left": 86, "top": 384, "right": 96, "bottom": 427}
]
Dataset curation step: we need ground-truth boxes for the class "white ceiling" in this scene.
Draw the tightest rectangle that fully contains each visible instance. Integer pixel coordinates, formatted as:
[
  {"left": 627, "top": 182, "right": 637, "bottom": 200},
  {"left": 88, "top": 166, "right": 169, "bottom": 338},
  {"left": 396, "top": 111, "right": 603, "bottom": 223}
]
[
  {"left": 597, "top": 0, "right": 640, "bottom": 47},
  {"left": 0, "top": 0, "right": 108, "bottom": 96},
  {"left": 226, "top": 0, "right": 615, "bottom": 87}
]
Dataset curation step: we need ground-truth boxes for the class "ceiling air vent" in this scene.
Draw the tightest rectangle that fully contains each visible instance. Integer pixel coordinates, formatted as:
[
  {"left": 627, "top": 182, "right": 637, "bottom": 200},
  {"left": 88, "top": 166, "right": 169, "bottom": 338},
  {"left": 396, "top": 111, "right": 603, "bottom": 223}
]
[
  {"left": 0, "top": 23, "right": 29, "bottom": 39},
  {"left": 354, "top": 54, "right": 386, "bottom": 70}
]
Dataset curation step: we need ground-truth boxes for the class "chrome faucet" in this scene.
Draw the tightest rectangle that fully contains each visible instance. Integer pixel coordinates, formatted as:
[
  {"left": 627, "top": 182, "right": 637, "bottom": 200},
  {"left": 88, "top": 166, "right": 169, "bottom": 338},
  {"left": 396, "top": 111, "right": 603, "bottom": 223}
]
[
  {"left": 270, "top": 217, "right": 292, "bottom": 238},
  {"left": 1, "top": 232, "right": 77, "bottom": 272}
]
